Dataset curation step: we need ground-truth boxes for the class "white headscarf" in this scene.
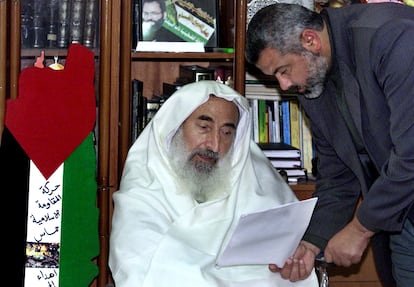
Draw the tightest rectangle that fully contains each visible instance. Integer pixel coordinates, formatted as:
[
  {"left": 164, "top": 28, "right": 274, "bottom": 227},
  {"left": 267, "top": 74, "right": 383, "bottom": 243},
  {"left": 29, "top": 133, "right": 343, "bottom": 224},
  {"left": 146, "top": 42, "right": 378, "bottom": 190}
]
[{"left": 109, "top": 81, "right": 318, "bottom": 287}]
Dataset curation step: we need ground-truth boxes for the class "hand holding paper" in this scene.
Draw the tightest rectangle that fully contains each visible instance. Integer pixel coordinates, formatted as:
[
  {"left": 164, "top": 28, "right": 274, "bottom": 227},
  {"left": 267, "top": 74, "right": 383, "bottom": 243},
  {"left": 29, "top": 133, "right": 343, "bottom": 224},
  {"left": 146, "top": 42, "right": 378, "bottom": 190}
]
[{"left": 216, "top": 198, "right": 317, "bottom": 268}]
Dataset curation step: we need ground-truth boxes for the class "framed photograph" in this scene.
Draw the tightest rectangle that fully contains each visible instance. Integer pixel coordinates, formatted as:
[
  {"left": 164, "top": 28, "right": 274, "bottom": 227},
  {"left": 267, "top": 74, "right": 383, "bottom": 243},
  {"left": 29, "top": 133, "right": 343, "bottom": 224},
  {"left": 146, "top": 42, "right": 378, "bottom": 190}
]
[{"left": 135, "top": 0, "right": 219, "bottom": 51}]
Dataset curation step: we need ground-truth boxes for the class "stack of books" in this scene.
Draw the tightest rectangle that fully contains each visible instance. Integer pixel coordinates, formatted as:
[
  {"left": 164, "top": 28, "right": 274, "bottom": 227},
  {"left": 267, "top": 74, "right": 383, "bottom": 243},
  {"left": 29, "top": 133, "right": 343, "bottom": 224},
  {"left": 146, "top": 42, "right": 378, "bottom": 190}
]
[
  {"left": 130, "top": 79, "right": 170, "bottom": 144},
  {"left": 258, "top": 142, "right": 307, "bottom": 183},
  {"left": 245, "top": 65, "right": 315, "bottom": 175}
]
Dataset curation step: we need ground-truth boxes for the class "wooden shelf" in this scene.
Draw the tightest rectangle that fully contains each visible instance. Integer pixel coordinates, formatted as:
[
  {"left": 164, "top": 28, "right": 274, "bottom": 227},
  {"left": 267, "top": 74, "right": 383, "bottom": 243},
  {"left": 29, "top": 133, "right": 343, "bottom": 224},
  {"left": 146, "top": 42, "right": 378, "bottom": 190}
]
[
  {"left": 131, "top": 51, "right": 234, "bottom": 61},
  {"left": 20, "top": 48, "right": 100, "bottom": 58},
  {"left": 290, "top": 181, "right": 316, "bottom": 200}
]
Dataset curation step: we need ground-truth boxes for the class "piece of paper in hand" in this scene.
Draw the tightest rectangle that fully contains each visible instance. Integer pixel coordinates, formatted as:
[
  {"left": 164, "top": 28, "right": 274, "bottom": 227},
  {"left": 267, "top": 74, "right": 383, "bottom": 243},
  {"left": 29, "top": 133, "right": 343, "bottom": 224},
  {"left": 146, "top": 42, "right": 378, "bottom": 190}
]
[{"left": 216, "top": 197, "right": 317, "bottom": 267}]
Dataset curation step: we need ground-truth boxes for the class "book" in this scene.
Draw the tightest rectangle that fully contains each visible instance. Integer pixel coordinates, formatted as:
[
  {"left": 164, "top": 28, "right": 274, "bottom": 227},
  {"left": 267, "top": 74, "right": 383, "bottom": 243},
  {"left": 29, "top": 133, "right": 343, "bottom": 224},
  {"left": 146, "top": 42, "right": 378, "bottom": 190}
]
[
  {"left": 258, "top": 142, "right": 301, "bottom": 158},
  {"left": 46, "top": 0, "right": 59, "bottom": 48},
  {"left": 258, "top": 99, "right": 268, "bottom": 143},
  {"left": 277, "top": 168, "right": 307, "bottom": 183},
  {"left": 132, "top": 0, "right": 140, "bottom": 50},
  {"left": 57, "top": 0, "right": 71, "bottom": 48},
  {"left": 32, "top": 0, "right": 46, "bottom": 48},
  {"left": 289, "top": 99, "right": 301, "bottom": 149},
  {"left": 301, "top": 108, "right": 314, "bottom": 173},
  {"left": 21, "top": 0, "right": 34, "bottom": 48},
  {"left": 266, "top": 104, "right": 274, "bottom": 142},
  {"left": 282, "top": 168, "right": 307, "bottom": 177},
  {"left": 269, "top": 158, "right": 302, "bottom": 169},
  {"left": 245, "top": 93, "right": 281, "bottom": 101},
  {"left": 131, "top": 79, "right": 144, "bottom": 143},
  {"left": 281, "top": 100, "right": 290, "bottom": 145},
  {"left": 273, "top": 100, "right": 281, "bottom": 143},
  {"left": 70, "top": 0, "right": 86, "bottom": 44},
  {"left": 245, "top": 83, "right": 281, "bottom": 95},
  {"left": 249, "top": 98, "right": 259, "bottom": 143},
  {"left": 83, "top": 0, "right": 98, "bottom": 48}
]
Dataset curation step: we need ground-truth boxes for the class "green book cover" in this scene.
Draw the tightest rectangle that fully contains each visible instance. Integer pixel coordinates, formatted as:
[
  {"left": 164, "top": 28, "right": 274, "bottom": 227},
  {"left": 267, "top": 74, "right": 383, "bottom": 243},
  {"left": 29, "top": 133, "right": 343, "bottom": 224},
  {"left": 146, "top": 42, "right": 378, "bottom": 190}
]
[
  {"left": 258, "top": 99, "right": 268, "bottom": 143},
  {"left": 162, "top": 0, "right": 216, "bottom": 46}
]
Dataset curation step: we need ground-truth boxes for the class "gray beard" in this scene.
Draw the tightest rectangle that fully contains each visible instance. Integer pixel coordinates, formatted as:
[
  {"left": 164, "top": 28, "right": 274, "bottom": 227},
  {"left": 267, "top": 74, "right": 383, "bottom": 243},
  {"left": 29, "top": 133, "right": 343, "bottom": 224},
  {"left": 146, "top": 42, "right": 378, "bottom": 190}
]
[
  {"left": 169, "top": 129, "right": 232, "bottom": 203},
  {"left": 301, "top": 51, "right": 329, "bottom": 99}
]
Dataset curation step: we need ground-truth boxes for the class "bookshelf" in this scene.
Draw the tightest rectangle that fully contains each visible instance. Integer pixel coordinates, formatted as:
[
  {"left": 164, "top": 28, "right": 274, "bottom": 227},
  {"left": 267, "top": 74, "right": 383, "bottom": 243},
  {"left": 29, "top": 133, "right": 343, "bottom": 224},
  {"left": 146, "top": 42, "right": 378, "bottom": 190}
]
[
  {"left": 245, "top": 63, "right": 315, "bottom": 182},
  {"left": 118, "top": 1, "right": 249, "bottom": 173},
  {"left": 0, "top": 0, "right": 381, "bottom": 286}
]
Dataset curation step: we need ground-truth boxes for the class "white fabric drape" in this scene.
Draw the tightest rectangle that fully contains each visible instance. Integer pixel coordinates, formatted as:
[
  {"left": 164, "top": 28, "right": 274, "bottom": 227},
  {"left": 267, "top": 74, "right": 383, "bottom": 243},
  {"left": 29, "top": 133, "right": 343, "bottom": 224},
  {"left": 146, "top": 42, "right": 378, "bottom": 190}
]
[{"left": 109, "top": 81, "right": 319, "bottom": 287}]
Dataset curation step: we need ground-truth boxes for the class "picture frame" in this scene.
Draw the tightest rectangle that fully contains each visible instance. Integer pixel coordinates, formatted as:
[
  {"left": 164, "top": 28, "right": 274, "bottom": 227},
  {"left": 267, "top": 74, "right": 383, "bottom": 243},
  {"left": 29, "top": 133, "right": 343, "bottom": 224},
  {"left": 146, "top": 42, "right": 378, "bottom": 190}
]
[{"left": 134, "top": 0, "right": 219, "bottom": 51}]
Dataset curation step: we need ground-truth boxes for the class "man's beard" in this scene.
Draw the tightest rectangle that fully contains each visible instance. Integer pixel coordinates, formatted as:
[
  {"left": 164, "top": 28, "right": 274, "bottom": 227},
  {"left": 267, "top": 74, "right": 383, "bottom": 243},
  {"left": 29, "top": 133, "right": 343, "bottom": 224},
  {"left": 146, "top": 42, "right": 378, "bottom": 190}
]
[
  {"left": 169, "top": 129, "right": 232, "bottom": 203},
  {"left": 142, "top": 18, "right": 164, "bottom": 40},
  {"left": 300, "top": 51, "right": 329, "bottom": 99}
]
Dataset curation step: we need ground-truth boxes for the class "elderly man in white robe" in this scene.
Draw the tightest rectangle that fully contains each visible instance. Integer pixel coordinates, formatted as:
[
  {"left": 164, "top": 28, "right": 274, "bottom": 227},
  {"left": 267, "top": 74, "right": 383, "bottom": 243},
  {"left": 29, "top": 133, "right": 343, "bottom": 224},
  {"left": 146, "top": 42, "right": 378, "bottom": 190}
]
[{"left": 108, "top": 81, "right": 319, "bottom": 287}]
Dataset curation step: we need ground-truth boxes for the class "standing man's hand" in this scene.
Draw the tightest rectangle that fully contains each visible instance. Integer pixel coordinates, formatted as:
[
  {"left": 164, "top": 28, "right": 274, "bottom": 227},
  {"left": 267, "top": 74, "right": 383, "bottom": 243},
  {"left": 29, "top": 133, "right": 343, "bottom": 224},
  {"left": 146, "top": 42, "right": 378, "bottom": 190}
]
[
  {"left": 269, "top": 240, "right": 320, "bottom": 282},
  {"left": 324, "top": 217, "right": 374, "bottom": 266}
]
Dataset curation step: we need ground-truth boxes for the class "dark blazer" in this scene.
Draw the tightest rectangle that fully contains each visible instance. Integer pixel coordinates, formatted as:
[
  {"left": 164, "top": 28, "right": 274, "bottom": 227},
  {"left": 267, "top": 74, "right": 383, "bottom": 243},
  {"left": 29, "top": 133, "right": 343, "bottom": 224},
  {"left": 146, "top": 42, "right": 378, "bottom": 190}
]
[{"left": 300, "top": 3, "right": 414, "bottom": 248}]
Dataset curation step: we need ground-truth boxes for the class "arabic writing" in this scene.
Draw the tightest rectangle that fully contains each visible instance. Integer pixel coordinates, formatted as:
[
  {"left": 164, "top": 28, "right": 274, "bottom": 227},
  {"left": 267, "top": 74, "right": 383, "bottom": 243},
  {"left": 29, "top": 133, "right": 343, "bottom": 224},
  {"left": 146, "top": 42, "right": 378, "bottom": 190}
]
[
  {"left": 24, "top": 162, "right": 64, "bottom": 287},
  {"left": 176, "top": 0, "right": 215, "bottom": 25}
]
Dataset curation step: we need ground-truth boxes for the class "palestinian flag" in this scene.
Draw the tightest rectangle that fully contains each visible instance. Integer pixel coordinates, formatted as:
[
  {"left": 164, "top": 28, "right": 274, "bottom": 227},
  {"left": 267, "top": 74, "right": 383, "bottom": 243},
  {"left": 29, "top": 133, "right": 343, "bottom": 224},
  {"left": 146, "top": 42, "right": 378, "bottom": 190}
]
[{"left": 0, "top": 44, "right": 99, "bottom": 287}]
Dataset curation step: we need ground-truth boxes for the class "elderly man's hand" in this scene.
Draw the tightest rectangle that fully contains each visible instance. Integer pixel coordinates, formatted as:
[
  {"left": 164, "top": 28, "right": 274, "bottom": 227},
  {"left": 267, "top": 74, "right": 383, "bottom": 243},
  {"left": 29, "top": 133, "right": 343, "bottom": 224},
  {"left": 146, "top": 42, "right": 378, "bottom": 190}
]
[{"left": 269, "top": 240, "right": 319, "bottom": 281}]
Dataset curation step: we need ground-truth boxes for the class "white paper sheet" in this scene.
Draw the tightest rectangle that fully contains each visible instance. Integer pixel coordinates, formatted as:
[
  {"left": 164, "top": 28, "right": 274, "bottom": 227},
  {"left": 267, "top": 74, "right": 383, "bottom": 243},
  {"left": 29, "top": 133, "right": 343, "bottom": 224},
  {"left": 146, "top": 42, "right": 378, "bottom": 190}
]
[
  {"left": 216, "top": 198, "right": 317, "bottom": 267},
  {"left": 136, "top": 41, "right": 205, "bottom": 52}
]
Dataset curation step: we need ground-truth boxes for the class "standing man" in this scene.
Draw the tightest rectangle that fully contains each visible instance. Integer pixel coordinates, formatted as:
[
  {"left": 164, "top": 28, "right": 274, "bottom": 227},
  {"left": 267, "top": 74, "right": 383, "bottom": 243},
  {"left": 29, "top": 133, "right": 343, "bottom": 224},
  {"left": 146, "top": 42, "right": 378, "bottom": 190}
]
[{"left": 246, "top": 3, "right": 414, "bottom": 287}]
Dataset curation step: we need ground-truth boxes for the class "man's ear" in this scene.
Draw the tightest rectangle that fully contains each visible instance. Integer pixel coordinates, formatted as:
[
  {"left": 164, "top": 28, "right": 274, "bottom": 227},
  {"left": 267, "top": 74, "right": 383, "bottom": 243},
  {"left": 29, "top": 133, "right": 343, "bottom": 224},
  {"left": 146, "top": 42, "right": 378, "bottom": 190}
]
[{"left": 301, "top": 29, "right": 322, "bottom": 53}]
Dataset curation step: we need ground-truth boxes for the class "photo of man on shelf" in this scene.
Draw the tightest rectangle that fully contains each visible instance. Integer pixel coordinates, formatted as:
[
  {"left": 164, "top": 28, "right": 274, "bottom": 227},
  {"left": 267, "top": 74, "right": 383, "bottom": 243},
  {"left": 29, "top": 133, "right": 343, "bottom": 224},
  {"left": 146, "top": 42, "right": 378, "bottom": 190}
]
[{"left": 141, "top": 0, "right": 182, "bottom": 41}]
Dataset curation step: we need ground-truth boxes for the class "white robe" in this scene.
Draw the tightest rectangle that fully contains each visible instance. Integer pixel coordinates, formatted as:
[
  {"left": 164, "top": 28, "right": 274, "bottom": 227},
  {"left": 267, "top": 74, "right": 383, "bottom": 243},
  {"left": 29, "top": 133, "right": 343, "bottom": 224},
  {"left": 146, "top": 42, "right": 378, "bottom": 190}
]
[{"left": 109, "top": 81, "right": 319, "bottom": 287}]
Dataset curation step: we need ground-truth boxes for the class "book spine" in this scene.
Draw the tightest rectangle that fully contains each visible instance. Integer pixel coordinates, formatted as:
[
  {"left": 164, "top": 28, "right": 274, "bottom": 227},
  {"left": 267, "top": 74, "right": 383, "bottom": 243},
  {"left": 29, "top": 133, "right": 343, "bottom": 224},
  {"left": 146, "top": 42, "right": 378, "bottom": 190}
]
[
  {"left": 21, "top": 0, "right": 34, "bottom": 48},
  {"left": 131, "top": 80, "right": 139, "bottom": 143},
  {"left": 281, "top": 100, "right": 291, "bottom": 145},
  {"left": 279, "top": 101, "right": 283, "bottom": 143},
  {"left": 57, "top": 0, "right": 71, "bottom": 48},
  {"left": 83, "top": 0, "right": 98, "bottom": 48},
  {"left": 139, "top": 93, "right": 147, "bottom": 133},
  {"left": 301, "top": 108, "right": 313, "bottom": 173},
  {"left": 258, "top": 99, "right": 268, "bottom": 143},
  {"left": 136, "top": 81, "right": 146, "bottom": 135},
  {"left": 70, "top": 0, "right": 86, "bottom": 44},
  {"left": 273, "top": 100, "right": 281, "bottom": 143},
  {"left": 32, "top": 0, "right": 46, "bottom": 48},
  {"left": 249, "top": 99, "right": 259, "bottom": 143},
  {"left": 132, "top": 0, "right": 140, "bottom": 50},
  {"left": 266, "top": 103, "right": 274, "bottom": 142},
  {"left": 289, "top": 99, "right": 301, "bottom": 149},
  {"left": 46, "top": 0, "right": 59, "bottom": 48}
]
